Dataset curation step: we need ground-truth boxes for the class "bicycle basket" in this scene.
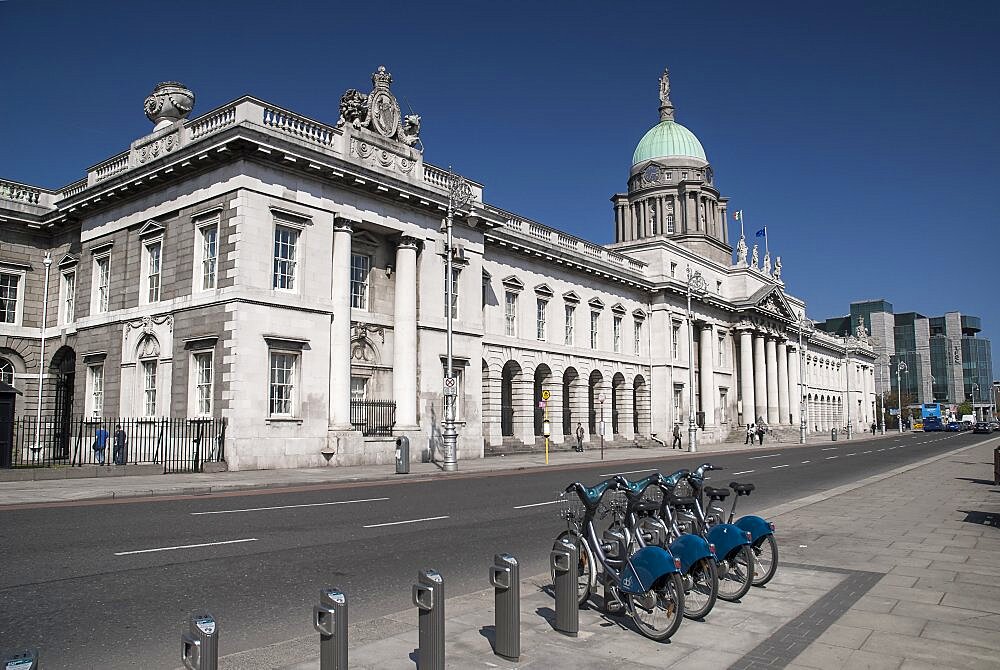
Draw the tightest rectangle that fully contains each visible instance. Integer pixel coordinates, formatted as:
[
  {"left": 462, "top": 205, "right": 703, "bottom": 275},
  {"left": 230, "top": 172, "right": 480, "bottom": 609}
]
[{"left": 558, "top": 497, "right": 588, "bottom": 522}]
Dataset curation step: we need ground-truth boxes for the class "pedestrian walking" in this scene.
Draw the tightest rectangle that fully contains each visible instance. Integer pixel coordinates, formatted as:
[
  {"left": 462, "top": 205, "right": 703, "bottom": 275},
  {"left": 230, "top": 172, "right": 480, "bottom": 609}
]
[
  {"left": 756, "top": 423, "right": 766, "bottom": 446},
  {"left": 93, "top": 425, "right": 109, "bottom": 465},
  {"left": 745, "top": 422, "right": 755, "bottom": 445},
  {"left": 113, "top": 424, "right": 128, "bottom": 466},
  {"left": 870, "top": 421, "right": 876, "bottom": 435},
  {"left": 575, "top": 423, "right": 585, "bottom": 452},
  {"left": 672, "top": 423, "right": 682, "bottom": 450}
]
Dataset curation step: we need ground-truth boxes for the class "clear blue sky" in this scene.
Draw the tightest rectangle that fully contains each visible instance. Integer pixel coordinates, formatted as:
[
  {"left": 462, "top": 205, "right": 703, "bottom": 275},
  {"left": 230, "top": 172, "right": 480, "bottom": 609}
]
[{"left": 3, "top": 0, "right": 998, "bottom": 376}]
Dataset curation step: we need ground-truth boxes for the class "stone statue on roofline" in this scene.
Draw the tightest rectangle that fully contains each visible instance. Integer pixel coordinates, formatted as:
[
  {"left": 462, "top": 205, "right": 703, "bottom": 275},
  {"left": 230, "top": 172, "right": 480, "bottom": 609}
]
[
  {"left": 736, "top": 235, "right": 748, "bottom": 266},
  {"left": 762, "top": 251, "right": 771, "bottom": 275},
  {"left": 774, "top": 256, "right": 782, "bottom": 282},
  {"left": 751, "top": 244, "right": 759, "bottom": 270}
]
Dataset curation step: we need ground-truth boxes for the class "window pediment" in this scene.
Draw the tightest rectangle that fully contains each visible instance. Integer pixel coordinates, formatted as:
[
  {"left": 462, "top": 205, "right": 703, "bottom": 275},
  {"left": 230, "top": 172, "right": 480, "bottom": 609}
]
[
  {"left": 611, "top": 303, "right": 627, "bottom": 315},
  {"left": 588, "top": 297, "right": 605, "bottom": 310},
  {"left": 632, "top": 308, "right": 647, "bottom": 320},
  {"left": 562, "top": 290, "right": 580, "bottom": 304},
  {"left": 138, "top": 220, "right": 166, "bottom": 238},
  {"left": 534, "top": 283, "right": 553, "bottom": 297},
  {"left": 501, "top": 275, "right": 524, "bottom": 292}
]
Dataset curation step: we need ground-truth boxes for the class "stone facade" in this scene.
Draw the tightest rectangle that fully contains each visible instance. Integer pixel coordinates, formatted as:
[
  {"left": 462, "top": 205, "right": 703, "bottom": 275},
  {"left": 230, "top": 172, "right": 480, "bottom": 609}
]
[{"left": 0, "top": 68, "right": 877, "bottom": 470}]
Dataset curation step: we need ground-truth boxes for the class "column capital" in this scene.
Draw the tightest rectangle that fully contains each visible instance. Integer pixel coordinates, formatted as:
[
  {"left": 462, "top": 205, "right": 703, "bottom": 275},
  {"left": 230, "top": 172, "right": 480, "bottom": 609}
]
[
  {"left": 333, "top": 216, "right": 357, "bottom": 233},
  {"left": 396, "top": 234, "right": 422, "bottom": 251}
]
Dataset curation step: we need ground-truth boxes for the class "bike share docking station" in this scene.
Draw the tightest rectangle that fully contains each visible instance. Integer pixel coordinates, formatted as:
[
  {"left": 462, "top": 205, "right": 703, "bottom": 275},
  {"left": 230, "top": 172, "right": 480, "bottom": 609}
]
[
  {"left": 181, "top": 612, "right": 219, "bottom": 670},
  {"left": 2, "top": 650, "right": 39, "bottom": 670},
  {"left": 489, "top": 553, "right": 521, "bottom": 661},
  {"left": 550, "top": 537, "right": 580, "bottom": 636},
  {"left": 313, "top": 588, "right": 348, "bottom": 670},
  {"left": 413, "top": 569, "right": 445, "bottom": 670}
]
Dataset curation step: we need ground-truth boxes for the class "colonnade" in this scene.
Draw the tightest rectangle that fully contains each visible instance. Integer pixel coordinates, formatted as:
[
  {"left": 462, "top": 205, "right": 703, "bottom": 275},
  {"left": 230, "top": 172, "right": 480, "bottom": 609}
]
[
  {"left": 613, "top": 191, "right": 728, "bottom": 242},
  {"left": 735, "top": 327, "right": 803, "bottom": 427}
]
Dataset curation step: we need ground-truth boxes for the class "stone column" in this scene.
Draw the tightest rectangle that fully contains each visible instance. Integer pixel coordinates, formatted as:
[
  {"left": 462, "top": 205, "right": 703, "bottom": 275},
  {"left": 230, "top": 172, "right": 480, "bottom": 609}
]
[
  {"left": 330, "top": 217, "right": 354, "bottom": 430},
  {"left": 753, "top": 332, "right": 767, "bottom": 423},
  {"left": 720, "top": 204, "right": 728, "bottom": 244},
  {"left": 393, "top": 236, "right": 420, "bottom": 428},
  {"left": 776, "top": 339, "right": 790, "bottom": 425},
  {"left": 788, "top": 344, "right": 801, "bottom": 427},
  {"left": 738, "top": 328, "right": 755, "bottom": 426},
  {"left": 548, "top": 380, "right": 565, "bottom": 444},
  {"left": 765, "top": 336, "right": 779, "bottom": 424},
  {"left": 699, "top": 323, "right": 715, "bottom": 426}
]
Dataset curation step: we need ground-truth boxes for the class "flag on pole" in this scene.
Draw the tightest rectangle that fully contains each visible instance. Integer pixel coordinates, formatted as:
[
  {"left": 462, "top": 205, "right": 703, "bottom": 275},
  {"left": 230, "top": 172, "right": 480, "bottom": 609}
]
[{"left": 754, "top": 227, "right": 766, "bottom": 238}]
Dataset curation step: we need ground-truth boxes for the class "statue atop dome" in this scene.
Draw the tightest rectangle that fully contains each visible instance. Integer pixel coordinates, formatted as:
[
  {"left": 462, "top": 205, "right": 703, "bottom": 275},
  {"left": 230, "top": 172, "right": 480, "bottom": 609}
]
[{"left": 658, "top": 68, "right": 675, "bottom": 122}]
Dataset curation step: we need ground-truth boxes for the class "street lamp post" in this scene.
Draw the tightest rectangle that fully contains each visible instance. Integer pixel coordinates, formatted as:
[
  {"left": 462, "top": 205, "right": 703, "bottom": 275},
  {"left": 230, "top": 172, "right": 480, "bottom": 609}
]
[
  {"left": 796, "top": 311, "right": 815, "bottom": 444},
  {"left": 685, "top": 266, "right": 707, "bottom": 453},
  {"left": 896, "top": 360, "right": 908, "bottom": 433},
  {"left": 442, "top": 170, "right": 473, "bottom": 472},
  {"left": 32, "top": 252, "right": 53, "bottom": 459},
  {"left": 876, "top": 354, "right": 889, "bottom": 435},
  {"left": 971, "top": 382, "right": 980, "bottom": 422}
]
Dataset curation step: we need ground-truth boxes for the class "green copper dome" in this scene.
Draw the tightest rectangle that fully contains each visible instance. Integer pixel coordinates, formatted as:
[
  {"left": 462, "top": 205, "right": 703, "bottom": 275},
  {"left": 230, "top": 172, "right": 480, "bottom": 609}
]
[{"left": 632, "top": 120, "right": 707, "bottom": 165}]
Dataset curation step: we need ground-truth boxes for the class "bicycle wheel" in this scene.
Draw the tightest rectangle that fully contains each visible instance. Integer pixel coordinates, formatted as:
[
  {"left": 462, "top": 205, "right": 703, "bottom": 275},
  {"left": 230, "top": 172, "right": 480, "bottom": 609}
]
[
  {"left": 627, "top": 572, "right": 685, "bottom": 641},
  {"left": 717, "top": 544, "right": 754, "bottom": 601},
  {"left": 552, "top": 530, "right": 596, "bottom": 606},
  {"left": 751, "top": 534, "right": 779, "bottom": 586},
  {"left": 682, "top": 557, "right": 718, "bottom": 620}
]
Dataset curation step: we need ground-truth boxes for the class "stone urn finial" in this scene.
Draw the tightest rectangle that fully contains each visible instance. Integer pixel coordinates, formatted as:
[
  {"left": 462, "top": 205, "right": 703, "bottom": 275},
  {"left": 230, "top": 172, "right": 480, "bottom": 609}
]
[{"left": 144, "top": 81, "right": 195, "bottom": 131}]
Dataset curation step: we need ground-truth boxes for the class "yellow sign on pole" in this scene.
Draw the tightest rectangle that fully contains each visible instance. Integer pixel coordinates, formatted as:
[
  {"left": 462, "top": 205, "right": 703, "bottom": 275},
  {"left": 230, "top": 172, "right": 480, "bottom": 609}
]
[{"left": 541, "top": 390, "right": 551, "bottom": 401}]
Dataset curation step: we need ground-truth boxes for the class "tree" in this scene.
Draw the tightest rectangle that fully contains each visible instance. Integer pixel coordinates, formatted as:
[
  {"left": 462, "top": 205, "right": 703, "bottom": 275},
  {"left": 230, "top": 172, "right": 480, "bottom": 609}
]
[
  {"left": 876, "top": 391, "right": 916, "bottom": 428},
  {"left": 956, "top": 401, "right": 972, "bottom": 417}
]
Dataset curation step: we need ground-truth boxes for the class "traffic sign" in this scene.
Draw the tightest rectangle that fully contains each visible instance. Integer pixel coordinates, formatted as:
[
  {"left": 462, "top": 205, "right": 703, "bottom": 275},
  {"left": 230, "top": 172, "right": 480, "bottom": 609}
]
[
  {"left": 541, "top": 390, "right": 551, "bottom": 401},
  {"left": 444, "top": 376, "right": 457, "bottom": 396}
]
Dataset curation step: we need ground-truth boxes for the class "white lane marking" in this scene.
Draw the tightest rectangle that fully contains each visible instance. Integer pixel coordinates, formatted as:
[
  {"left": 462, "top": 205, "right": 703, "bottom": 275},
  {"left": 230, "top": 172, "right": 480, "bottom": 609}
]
[
  {"left": 846, "top": 453, "right": 857, "bottom": 456},
  {"left": 863, "top": 451, "right": 872, "bottom": 454},
  {"left": 801, "top": 460, "right": 811, "bottom": 464},
  {"left": 877, "top": 449, "right": 885, "bottom": 452},
  {"left": 748, "top": 453, "right": 780, "bottom": 460},
  {"left": 599, "top": 468, "right": 657, "bottom": 477},
  {"left": 190, "top": 497, "right": 389, "bottom": 515},
  {"left": 826, "top": 456, "right": 838, "bottom": 460},
  {"left": 732, "top": 470, "right": 755, "bottom": 475},
  {"left": 771, "top": 464, "right": 790, "bottom": 469},
  {"left": 821, "top": 447, "right": 838, "bottom": 451},
  {"left": 363, "top": 515, "right": 449, "bottom": 529},
  {"left": 514, "top": 500, "right": 564, "bottom": 510},
  {"left": 115, "top": 538, "right": 258, "bottom": 556}
]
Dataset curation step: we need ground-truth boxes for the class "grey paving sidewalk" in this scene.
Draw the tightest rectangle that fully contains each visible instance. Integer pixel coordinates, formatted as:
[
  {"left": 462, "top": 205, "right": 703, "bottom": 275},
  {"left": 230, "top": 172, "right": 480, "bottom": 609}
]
[
  {"left": 0, "top": 430, "right": 905, "bottom": 506},
  {"left": 209, "top": 435, "right": 1000, "bottom": 670}
]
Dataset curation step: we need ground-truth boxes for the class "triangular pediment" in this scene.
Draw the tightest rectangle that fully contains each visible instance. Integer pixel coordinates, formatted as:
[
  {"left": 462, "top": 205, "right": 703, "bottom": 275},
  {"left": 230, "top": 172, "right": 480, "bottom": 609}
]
[
  {"left": 562, "top": 290, "right": 580, "bottom": 303},
  {"left": 501, "top": 275, "right": 524, "bottom": 291},
  {"left": 751, "top": 285, "right": 796, "bottom": 320},
  {"left": 137, "top": 219, "right": 165, "bottom": 238},
  {"left": 588, "top": 297, "right": 605, "bottom": 310},
  {"left": 57, "top": 253, "right": 80, "bottom": 268}
]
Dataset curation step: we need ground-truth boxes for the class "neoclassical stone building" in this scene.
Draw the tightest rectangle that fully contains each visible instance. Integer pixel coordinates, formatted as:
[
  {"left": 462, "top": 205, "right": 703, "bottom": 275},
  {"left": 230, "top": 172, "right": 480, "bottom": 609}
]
[{"left": 0, "top": 67, "right": 876, "bottom": 470}]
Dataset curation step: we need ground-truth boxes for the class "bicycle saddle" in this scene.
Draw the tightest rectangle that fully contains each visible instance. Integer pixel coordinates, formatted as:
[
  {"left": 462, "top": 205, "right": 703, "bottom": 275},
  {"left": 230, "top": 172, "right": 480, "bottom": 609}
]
[
  {"left": 703, "top": 486, "right": 730, "bottom": 500},
  {"left": 730, "top": 482, "right": 755, "bottom": 496}
]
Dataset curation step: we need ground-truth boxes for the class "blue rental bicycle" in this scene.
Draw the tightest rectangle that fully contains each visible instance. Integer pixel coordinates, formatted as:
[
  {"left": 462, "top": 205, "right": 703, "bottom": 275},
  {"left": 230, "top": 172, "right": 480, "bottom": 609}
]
[{"left": 556, "top": 478, "right": 686, "bottom": 641}]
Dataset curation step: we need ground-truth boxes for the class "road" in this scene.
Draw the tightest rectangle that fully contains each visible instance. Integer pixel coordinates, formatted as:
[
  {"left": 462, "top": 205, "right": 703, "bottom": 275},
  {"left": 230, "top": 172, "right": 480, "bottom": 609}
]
[{"left": 0, "top": 430, "right": 987, "bottom": 668}]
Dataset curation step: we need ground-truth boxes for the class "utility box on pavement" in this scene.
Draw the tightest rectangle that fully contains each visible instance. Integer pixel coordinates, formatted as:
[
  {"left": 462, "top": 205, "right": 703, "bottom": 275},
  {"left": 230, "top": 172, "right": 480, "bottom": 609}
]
[
  {"left": 395, "top": 436, "right": 410, "bottom": 474},
  {"left": 831, "top": 428, "right": 838, "bottom": 441}
]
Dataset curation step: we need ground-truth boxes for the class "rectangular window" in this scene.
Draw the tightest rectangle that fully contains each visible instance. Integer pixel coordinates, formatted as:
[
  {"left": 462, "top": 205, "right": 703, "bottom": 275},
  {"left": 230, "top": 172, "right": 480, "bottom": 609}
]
[
  {"left": 590, "top": 311, "right": 600, "bottom": 349},
  {"left": 613, "top": 316, "right": 622, "bottom": 353},
  {"left": 272, "top": 226, "right": 298, "bottom": 290},
  {"left": 0, "top": 272, "right": 20, "bottom": 324},
  {"left": 194, "top": 352, "right": 213, "bottom": 416},
  {"left": 144, "top": 241, "right": 162, "bottom": 303},
  {"left": 88, "top": 364, "right": 104, "bottom": 418},
  {"left": 670, "top": 262, "right": 677, "bottom": 278},
  {"left": 142, "top": 360, "right": 157, "bottom": 417},
  {"left": 672, "top": 322, "right": 681, "bottom": 359},
  {"left": 634, "top": 320, "right": 642, "bottom": 355},
  {"left": 564, "top": 304, "right": 575, "bottom": 345},
  {"left": 673, "top": 385, "right": 684, "bottom": 422},
  {"left": 269, "top": 351, "right": 297, "bottom": 416},
  {"left": 351, "top": 253, "right": 371, "bottom": 310},
  {"left": 350, "top": 376, "right": 367, "bottom": 401},
  {"left": 720, "top": 389, "right": 728, "bottom": 422},
  {"left": 504, "top": 291, "right": 517, "bottom": 337},
  {"left": 718, "top": 334, "right": 726, "bottom": 366},
  {"left": 536, "top": 298, "right": 548, "bottom": 340},
  {"left": 444, "top": 266, "right": 459, "bottom": 319},
  {"left": 666, "top": 214, "right": 675, "bottom": 233},
  {"left": 200, "top": 224, "right": 218, "bottom": 290},
  {"left": 60, "top": 271, "right": 75, "bottom": 325},
  {"left": 94, "top": 255, "right": 111, "bottom": 313},
  {"left": 442, "top": 364, "right": 466, "bottom": 420}
]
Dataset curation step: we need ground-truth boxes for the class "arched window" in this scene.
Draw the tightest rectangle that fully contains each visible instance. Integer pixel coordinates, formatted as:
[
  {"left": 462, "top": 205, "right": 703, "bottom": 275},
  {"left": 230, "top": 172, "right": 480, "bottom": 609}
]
[{"left": 0, "top": 358, "right": 13, "bottom": 385}]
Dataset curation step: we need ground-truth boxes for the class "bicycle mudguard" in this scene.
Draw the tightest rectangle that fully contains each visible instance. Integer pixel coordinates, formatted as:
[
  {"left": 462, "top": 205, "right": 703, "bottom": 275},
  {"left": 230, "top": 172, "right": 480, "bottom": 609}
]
[
  {"left": 707, "top": 523, "right": 751, "bottom": 560},
  {"left": 620, "top": 545, "right": 679, "bottom": 595},
  {"left": 735, "top": 515, "right": 773, "bottom": 544},
  {"left": 668, "top": 533, "right": 714, "bottom": 574}
]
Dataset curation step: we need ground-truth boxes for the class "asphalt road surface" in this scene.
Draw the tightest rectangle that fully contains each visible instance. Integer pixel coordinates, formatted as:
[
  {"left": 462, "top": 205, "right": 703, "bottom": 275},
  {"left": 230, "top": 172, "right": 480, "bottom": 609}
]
[{"left": 0, "top": 430, "right": 989, "bottom": 668}]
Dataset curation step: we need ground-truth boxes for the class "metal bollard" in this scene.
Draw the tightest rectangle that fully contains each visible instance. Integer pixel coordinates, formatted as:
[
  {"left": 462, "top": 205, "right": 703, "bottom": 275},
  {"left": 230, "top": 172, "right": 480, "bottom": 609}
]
[
  {"left": 2, "top": 650, "right": 39, "bottom": 670},
  {"left": 550, "top": 537, "right": 579, "bottom": 636},
  {"left": 313, "top": 587, "right": 348, "bottom": 670},
  {"left": 412, "top": 569, "right": 445, "bottom": 670},
  {"left": 489, "top": 553, "right": 520, "bottom": 662},
  {"left": 181, "top": 612, "right": 219, "bottom": 670}
]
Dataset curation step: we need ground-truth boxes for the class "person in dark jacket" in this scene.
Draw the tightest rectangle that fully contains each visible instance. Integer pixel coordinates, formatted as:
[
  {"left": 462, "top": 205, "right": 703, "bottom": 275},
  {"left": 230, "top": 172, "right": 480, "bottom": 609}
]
[
  {"left": 672, "top": 424, "right": 682, "bottom": 449},
  {"left": 113, "top": 424, "right": 128, "bottom": 465}
]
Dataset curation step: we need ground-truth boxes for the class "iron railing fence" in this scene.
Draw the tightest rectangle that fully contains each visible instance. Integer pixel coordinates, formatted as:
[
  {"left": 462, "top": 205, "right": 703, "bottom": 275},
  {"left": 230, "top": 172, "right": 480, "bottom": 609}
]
[
  {"left": 7, "top": 416, "right": 227, "bottom": 473},
  {"left": 349, "top": 400, "right": 396, "bottom": 437}
]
